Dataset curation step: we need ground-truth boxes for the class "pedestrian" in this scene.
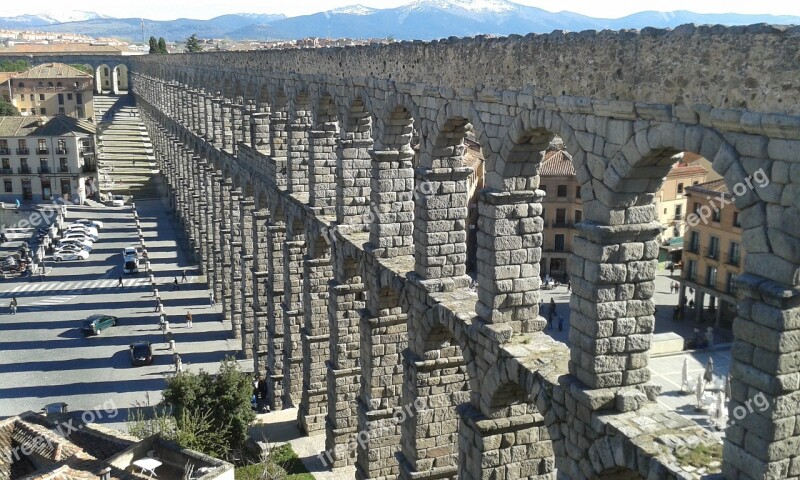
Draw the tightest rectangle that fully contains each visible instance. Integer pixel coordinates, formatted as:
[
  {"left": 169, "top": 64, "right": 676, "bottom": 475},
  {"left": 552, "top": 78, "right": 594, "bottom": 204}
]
[
  {"left": 669, "top": 264, "right": 675, "bottom": 276},
  {"left": 149, "top": 273, "right": 155, "bottom": 287},
  {"left": 153, "top": 287, "right": 159, "bottom": 298},
  {"left": 546, "top": 311, "right": 553, "bottom": 330},
  {"left": 549, "top": 298, "right": 556, "bottom": 317},
  {"left": 9, "top": 297, "right": 17, "bottom": 315},
  {"left": 186, "top": 310, "right": 192, "bottom": 328},
  {"left": 158, "top": 303, "right": 165, "bottom": 315},
  {"left": 174, "top": 353, "right": 182, "bottom": 374},
  {"left": 566, "top": 279, "right": 571, "bottom": 292},
  {"left": 209, "top": 291, "right": 215, "bottom": 307},
  {"left": 558, "top": 315, "right": 565, "bottom": 332},
  {"left": 118, "top": 275, "right": 124, "bottom": 287},
  {"left": 689, "top": 299, "right": 695, "bottom": 310},
  {"left": 181, "top": 269, "right": 188, "bottom": 282},
  {"left": 172, "top": 277, "right": 179, "bottom": 290}
]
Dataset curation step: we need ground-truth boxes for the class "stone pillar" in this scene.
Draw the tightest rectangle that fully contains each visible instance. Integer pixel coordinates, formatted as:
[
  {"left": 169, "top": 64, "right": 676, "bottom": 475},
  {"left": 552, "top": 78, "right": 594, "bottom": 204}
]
[
  {"left": 266, "top": 219, "right": 287, "bottom": 409},
  {"left": 230, "top": 97, "right": 243, "bottom": 154},
  {"left": 111, "top": 67, "right": 119, "bottom": 95},
  {"left": 195, "top": 89, "right": 207, "bottom": 137},
  {"left": 188, "top": 89, "right": 200, "bottom": 134},
  {"left": 355, "top": 256, "right": 407, "bottom": 480},
  {"left": 309, "top": 127, "right": 337, "bottom": 215},
  {"left": 281, "top": 223, "right": 306, "bottom": 407},
  {"left": 568, "top": 212, "right": 661, "bottom": 389},
  {"left": 287, "top": 105, "right": 310, "bottom": 193},
  {"left": 242, "top": 99, "right": 255, "bottom": 149},
  {"left": 205, "top": 93, "right": 216, "bottom": 143},
  {"left": 239, "top": 197, "right": 255, "bottom": 358},
  {"left": 298, "top": 233, "right": 333, "bottom": 434},
  {"left": 694, "top": 290, "right": 705, "bottom": 322},
  {"left": 270, "top": 107, "right": 288, "bottom": 187},
  {"left": 369, "top": 148, "right": 415, "bottom": 258},
  {"left": 227, "top": 188, "right": 243, "bottom": 337},
  {"left": 413, "top": 167, "right": 473, "bottom": 290},
  {"left": 252, "top": 210, "right": 270, "bottom": 376},
  {"left": 476, "top": 190, "right": 546, "bottom": 335},
  {"left": 252, "top": 103, "right": 271, "bottom": 155},
  {"left": 211, "top": 95, "right": 224, "bottom": 149},
  {"left": 324, "top": 252, "right": 365, "bottom": 468},
  {"left": 217, "top": 179, "right": 234, "bottom": 323},
  {"left": 458, "top": 404, "right": 555, "bottom": 480},
  {"left": 336, "top": 137, "right": 372, "bottom": 231},
  {"left": 221, "top": 99, "right": 234, "bottom": 152}
]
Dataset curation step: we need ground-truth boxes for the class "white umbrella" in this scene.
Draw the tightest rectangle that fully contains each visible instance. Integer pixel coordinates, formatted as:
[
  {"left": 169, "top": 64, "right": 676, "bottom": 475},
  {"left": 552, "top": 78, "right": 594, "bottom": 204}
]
[
  {"left": 695, "top": 373, "right": 706, "bottom": 411},
  {"left": 681, "top": 358, "right": 690, "bottom": 393}
]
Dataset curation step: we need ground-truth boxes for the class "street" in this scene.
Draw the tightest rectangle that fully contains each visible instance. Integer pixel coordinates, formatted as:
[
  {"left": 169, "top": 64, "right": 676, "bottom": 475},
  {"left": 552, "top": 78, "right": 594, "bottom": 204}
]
[{"left": 0, "top": 199, "right": 240, "bottom": 429}]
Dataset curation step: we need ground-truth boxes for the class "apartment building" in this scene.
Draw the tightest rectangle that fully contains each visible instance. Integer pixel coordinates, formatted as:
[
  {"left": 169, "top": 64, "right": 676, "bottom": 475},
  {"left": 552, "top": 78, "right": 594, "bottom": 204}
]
[
  {"left": 679, "top": 180, "right": 743, "bottom": 327},
  {"left": 2, "top": 63, "right": 95, "bottom": 120},
  {"left": 0, "top": 116, "right": 97, "bottom": 204},
  {"left": 539, "top": 145, "right": 582, "bottom": 279},
  {"left": 654, "top": 157, "right": 709, "bottom": 241}
]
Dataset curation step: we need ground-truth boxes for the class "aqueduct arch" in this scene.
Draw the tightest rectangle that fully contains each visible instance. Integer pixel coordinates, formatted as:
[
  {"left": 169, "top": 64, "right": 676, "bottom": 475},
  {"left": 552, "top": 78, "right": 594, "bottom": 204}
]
[{"left": 130, "top": 24, "right": 800, "bottom": 480}]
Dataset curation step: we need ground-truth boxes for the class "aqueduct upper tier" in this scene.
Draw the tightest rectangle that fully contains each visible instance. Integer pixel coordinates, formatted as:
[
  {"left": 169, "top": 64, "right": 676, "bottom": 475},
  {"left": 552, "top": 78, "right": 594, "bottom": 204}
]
[{"left": 127, "top": 24, "right": 799, "bottom": 480}]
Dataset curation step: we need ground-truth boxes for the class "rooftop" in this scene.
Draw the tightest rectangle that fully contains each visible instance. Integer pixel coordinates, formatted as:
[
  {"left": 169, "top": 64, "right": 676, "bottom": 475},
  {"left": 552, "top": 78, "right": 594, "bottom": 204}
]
[
  {"left": 0, "top": 116, "right": 96, "bottom": 137},
  {"left": 13, "top": 63, "right": 92, "bottom": 79},
  {"left": 539, "top": 147, "right": 575, "bottom": 177},
  {"left": 685, "top": 179, "right": 728, "bottom": 195},
  {"left": 0, "top": 117, "right": 42, "bottom": 137}
]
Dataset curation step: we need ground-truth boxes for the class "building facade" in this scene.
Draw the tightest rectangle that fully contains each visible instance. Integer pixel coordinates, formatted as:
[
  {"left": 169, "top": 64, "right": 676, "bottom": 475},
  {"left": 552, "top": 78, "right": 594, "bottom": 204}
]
[
  {"left": 654, "top": 156, "right": 708, "bottom": 241},
  {"left": 2, "top": 63, "right": 95, "bottom": 121},
  {"left": 539, "top": 145, "right": 582, "bottom": 278},
  {"left": 0, "top": 116, "right": 97, "bottom": 204},
  {"left": 679, "top": 180, "right": 743, "bottom": 326}
]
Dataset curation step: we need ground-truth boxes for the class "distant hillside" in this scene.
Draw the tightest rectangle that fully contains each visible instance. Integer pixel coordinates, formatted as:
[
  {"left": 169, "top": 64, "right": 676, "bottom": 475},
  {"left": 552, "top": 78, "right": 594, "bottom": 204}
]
[{"left": 1, "top": 2, "right": 798, "bottom": 42}]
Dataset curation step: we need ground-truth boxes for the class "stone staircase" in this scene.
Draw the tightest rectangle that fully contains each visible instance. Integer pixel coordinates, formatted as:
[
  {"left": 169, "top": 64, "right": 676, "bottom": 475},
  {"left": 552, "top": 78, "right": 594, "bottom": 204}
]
[{"left": 95, "top": 95, "right": 160, "bottom": 200}]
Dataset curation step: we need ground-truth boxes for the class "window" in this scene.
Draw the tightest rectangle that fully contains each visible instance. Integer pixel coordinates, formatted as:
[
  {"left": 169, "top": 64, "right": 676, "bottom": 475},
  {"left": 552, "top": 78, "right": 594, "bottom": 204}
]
[
  {"left": 706, "top": 266, "right": 718, "bottom": 288},
  {"left": 76, "top": 93, "right": 83, "bottom": 104},
  {"left": 726, "top": 273, "right": 737, "bottom": 294},
  {"left": 39, "top": 94, "right": 45, "bottom": 101},
  {"left": 0, "top": 140, "right": 6, "bottom": 152},
  {"left": 58, "top": 93, "right": 64, "bottom": 105},
  {"left": 38, "top": 139, "right": 47, "bottom": 151},
  {"left": 712, "top": 207, "right": 721, "bottom": 222},
  {"left": 576, "top": 186, "right": 581, "bottom": 199},
  {"left": 104, "top": 67, "right": 109, "bottom": 76},
  {"left": 18, "top": 139, "right": 26, "bottom": 150},
  {"left": 677, "top": 183, "right": 684, "bottom": 194},
  {"left": 555, "top": 208, "right": 567, "bottom": 226},
  {"left": 40, "top": 108, "right": 46, "bottom": 115},
  {"left": 687, "top": 260, "right": 697, "bottom": 280},
  {"left": 1, "top": 158, "right": 9, "bottom": 173},
  {"left": 708, "top": 236, "right": 719, "bottom": 259},
  {"left": 58, "top": 107, "right": 65, "bottom": 115},
  {"left": 38, "top": 81, "right": 43, "bottom": 87},
  {"left": 728, "top": 242, "right": 741, "bottom": 266},
  {"left": 56, "top": 82, "right": 62, "bottom": 88},
  {"left": 554, "top": 234, "right": 565, "bottom": 252},
  {"left": 29, "top": 94, "right": 34, "bottom": 101},
  {"left": 733, "top": 211, "right": 741, "bottom": 227},
  {"left": 19, "top": 94, "right": 24, "bottom": 101},
  {"left": 689, "top": 231, "right": 699, "bottom": 253},
  {"left": 60, "top": 178, "right": 72, "bottom": 195},
  {"left": 47, "top": 82, "right": 53, "bottom": 87},
  {"left": 17, "top": 82, "right": 23, "bottom": 88},
  {"left": 77, "top": 106, "right": 85, "bottom": 118},
  {"left": 693, "top": 202, "right": 701, "bottom": 214},
  {"left": 20, "top": 158, "right": 29, "bottom": 174},
  {"left": 59, "top": 158, "right": 69, "bottom": 173},
  {"left": 41, "top": 178, "right": 51, "bottom": 200},
  {"left": 57, "top": 139, "right": 67, "bottom": 153},
  {"left": 693, "top": 181, "right": 699, "bottom": 185},
  {"left": 674, "top": 204, "right": 683, "bottom": 219},
  {"left": 30, "top": 109, "right": 36, "bottom": 115},
  {"left": 575, "top": 210, "right": 582, "bottom": 223},
  {"left": 557, "top": 185, "right": 567, "bottom": 197},
  {"left": 3, "top": 180, "right": 11, "bottom": 193},
  {"left": 39, "top": 158, "right": 48, "bottom": 173},
  {"left": 67, "top": 93, "right": 73, "bottom": 101}
]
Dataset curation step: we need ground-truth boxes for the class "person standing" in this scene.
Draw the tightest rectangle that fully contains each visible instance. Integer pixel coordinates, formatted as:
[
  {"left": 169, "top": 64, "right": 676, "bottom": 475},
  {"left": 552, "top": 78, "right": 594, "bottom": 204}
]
[
  {"left": 172, "top": 277, "right": 179, "bottom": 290},
  {"left": 209, "top": 291, "right": 215, "bottom": 307},
  {"left": 174, "top": 353, "right": 182, "bottom": 374},
  {"left": 558, "top": 315, "right": 565, "bottom": 332},
  {"left": 9, "top": 297, "right": 17, "bottom": 315},
  {"left": 118, "top": 275, "right": 124, "bottom": 287},
  {"left": 186, "top": 311, "right": 193, "bottom": 328},
  {"left": 181, "top": 269, "right": 188, "bottom": 283}
]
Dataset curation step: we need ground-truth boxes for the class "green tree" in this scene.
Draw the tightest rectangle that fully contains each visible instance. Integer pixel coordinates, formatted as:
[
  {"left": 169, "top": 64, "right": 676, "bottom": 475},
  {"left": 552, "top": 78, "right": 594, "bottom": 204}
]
[
  {"left": 160, "top": 356, "right": 254, "bottom": 456},
  {"left": 0, "top": 59, "right": 30, "bottom": 72},
  {"left": 158, "top": 37, "right": 168, "bottom": 54},
  {"left": 69, "top": 64, "right": 93, "bottom": 74},
  {"left": 148, "top": 36, "right": 159, "bottom": 54},
  {"left": 0, "top": 99, "right": 19, "bottom": 116},
  {"left": 186, "top": 34, "right": 203, "bottom": 53}
]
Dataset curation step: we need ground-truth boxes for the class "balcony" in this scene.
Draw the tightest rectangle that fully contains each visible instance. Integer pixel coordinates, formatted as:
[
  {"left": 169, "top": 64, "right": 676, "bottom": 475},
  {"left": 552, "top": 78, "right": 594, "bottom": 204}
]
[
  {"left": 552, "top": 221, "right": 573, "bottom": 229},
  {"left": 36, "top": 148, "right": 49, "bottom": 155},
  {"left": 704, "top": 247, "right": 720, "bottom": 260},
  {"left": 725, "top": 254, "right": 741, "bottom": 267},
  {"left": 56, "top": 147, "right": 68, "bottom": 155},
  {"left": 0, "top": 149, "right": 9, "bottom": 155},
  {"left": 82, "top": 164, "right": 97, "bottom": 173},
  {"left": 1, "top": 168, "right": 11, "bottom": 175},
  {"left": 58, "top": 167, "right": 70, "bottom": 174},
  {"left": 16, "top": 148, "right": 29, "bottom": 155},
  {"left": 17, "top": 167, "right": 31, "bottom": 174},
  {"left": 38, "top": 167, "right": 51, "bottom": 174},
  {"left": 686, "top": 243, "right": 700, "bottom": 254}
]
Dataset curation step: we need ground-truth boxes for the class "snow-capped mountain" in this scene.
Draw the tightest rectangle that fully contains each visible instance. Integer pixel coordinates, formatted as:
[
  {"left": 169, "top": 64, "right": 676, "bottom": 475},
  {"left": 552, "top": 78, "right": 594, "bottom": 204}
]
[{"left": 0, "top": 1, "right": 797, "bottom": 42}]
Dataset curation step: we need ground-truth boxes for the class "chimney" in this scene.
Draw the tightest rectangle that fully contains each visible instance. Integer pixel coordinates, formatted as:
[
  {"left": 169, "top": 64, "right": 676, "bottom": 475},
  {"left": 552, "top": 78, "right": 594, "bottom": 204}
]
[{"left": 99, "top": 467, "right": 111, "bottom": 480}]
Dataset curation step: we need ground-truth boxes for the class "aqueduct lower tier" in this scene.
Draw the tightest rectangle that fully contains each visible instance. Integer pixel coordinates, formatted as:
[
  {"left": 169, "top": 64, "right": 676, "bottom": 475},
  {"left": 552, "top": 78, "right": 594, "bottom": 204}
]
[{"left": 129, "top": 25, "right": 800, "bottom": 480}]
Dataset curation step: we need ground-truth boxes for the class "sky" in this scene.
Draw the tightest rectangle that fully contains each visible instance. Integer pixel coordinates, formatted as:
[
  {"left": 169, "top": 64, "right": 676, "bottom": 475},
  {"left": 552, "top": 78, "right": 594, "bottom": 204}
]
[{"left": 7, "top": 0, "right": 800, "bottom": 21}]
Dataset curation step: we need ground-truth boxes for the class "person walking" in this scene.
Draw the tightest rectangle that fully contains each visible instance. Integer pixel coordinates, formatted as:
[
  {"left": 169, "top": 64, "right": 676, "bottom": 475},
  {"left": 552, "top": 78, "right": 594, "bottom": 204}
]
[
  {"left": 186, "top": 311, "right": 193, "bottom": 328},
  {"left": 9, "top": 297, "right": 17, "bottom": 315},
  {"left": 154, "top": 299, "right": 161, "bottom": 312},
  {"left": 558, "top": 315, "right": 565, "bottom": 332},
  {"left": 209, "top": 291, "right": 215, "bottom": 307},
  {"left": 174, "top": 353, "right": 182, "bottom": 374},
  {"left": 549, "top": 298, "right": 556, "bottom": 317},
  {"left": 172, "top": 277, "right": 179, "bottom": 290},
  {"left": 118, "top": 275, "right": 124, "bottom": 287},
  {"left": 181, "top": 269, "right": 188, "bottom": 283}
]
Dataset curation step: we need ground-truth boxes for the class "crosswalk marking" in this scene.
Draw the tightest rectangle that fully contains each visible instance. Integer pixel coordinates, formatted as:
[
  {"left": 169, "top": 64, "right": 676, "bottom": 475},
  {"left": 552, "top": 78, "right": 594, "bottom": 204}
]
[{"left": 0, "top": 277, "right": 149, "bottom": 297}]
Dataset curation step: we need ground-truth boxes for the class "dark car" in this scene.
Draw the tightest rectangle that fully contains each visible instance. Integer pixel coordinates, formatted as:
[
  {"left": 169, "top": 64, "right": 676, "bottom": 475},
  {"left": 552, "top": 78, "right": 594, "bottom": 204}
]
[
  {"left": 80, "top": 314, "right": 117, "bottom": 336},
  {"left": 130, "top": 341, "right": 153, "bottom": 366}
]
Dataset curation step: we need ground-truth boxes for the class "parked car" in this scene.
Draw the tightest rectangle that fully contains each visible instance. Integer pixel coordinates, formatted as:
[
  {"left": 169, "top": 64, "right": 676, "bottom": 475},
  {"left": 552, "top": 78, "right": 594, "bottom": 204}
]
[
  {"left": 66, "top": 225, "right": 99, "bottom": 237},
  {"left": 122, "top": 246, "right": 139, "bottom": 258},
  {"left": 123, "top": 255, "right": 139, "bottom": 274},
  {"left": 112, "top": 195, "right": 125, "bottom": 207},
  {"left": 64, "top": 229, "right": 98, "bottom": 241},
  {"left": 81, "top": 314, "right": 117, "bottom": 335},
  {"left": 129, "top": 341, "right": 154, "bottom": 366},
  {"left": 72, "top": 219, "right": 103, "bottom": 229},
  {"left": 61, "top": 233, "right": 95, "bottom": 244},
  {"left": 53, "top": 250, "right": 90, "bottom": 261},
  {"left": 57, "top": 239, "right": 93, "bottom": 251}
]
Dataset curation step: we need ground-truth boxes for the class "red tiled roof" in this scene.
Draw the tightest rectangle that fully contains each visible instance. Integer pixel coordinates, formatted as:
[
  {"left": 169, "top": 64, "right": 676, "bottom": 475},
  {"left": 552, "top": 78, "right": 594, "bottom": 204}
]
[{"left": 539, "top": 149, "right": 575, "bottom": 176}]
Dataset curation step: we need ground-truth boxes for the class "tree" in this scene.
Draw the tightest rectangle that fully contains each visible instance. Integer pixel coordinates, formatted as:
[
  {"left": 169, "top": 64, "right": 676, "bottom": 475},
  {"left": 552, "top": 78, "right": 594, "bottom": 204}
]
[
  {"left": 160, "top": 356, "right": 254, "bottom": 457},
  {"left": 0, "top": 100, "right": 19, "bottom": 116},
  {"left": 148, "top": 36, "right": 159, "bottom": 54},
  {"left": 70, "top": 64, "right": 93, "bottom": 74},
  {"left": 186, "top": 34, "right": 203, "bottom": 53},
  {"left": 158, "top": 37, "right": 168, "bottom": 54},
  {"left": 0, "top": 59, "right": 30, "bottom": 72}
]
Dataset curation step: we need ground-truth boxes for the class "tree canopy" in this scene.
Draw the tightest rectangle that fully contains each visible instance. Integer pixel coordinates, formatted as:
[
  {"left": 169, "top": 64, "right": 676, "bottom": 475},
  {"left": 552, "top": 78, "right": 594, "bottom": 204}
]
[
  {"left": 148, "top": 36, "right": 158, "bottom": 54},
  {"left": 0, "top": 100, "right": 19, "bottom": 116},
  {"left": 157, "top": 37, "right": 168, "bottom": 54},
  {"left": 186, "top": 34, "right": 203, "bottom": 53},
  {"left": 70, "top": 64, "right": 94, "bottom": 75},
  {"left": 0, "top": 59, "right": 30, "bottom": 72}
]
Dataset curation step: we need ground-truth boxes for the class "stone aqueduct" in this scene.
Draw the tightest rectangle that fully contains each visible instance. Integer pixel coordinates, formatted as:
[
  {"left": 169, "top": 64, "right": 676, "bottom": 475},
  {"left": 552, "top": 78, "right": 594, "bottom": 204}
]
[{"left": 82, "top": 25, "right": 800, "bottom": 479}]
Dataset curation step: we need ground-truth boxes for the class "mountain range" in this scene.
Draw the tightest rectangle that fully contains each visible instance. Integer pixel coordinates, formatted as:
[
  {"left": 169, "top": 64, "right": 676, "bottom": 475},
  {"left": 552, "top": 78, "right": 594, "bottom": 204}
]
[{"left": 0, "top": 1, "right": 798, "bottom": 42}]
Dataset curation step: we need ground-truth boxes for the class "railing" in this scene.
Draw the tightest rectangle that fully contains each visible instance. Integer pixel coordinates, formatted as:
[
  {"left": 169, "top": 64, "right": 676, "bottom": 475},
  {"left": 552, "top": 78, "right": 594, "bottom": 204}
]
[
  {"left": 0, "top": 149, "right": 9, "bottom": 155},
  {"left": 704, "top": 247, "right": 720, "bottom": 260},
  {"left": 56, "top": 148, "right": 68, "bottom": 155},
  {"left": 36, "top": 148, "right": 49, "bottom": 155},
  {"left": 552, "top": 221, "right": 573, "bottom": 228},
  {"left": 724, "top": 253, "right": 740, "bottom": 266},
  {"left": 58, "top": 167, "right": 70, "bottom": 174},
  {"left": 684, "top": 269, "right": 697, "bottom": 281},
  {"left": 38, "top": 167, "right": 50, "bottom": 174},
  {"left": 686, "top": 243, "right": 700, "bottom": 254},
  {"left": 82, "top": 164, "right": 97, "bottom": 173},
  {"left": 17, "top": 167, "right": 31, "bottom": 174},
  {"left": 1, "top": 168, "right": 11, "bottom": 174},
  {"left": 16, "top": 148, "right": 29, "bottom": 155}
]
